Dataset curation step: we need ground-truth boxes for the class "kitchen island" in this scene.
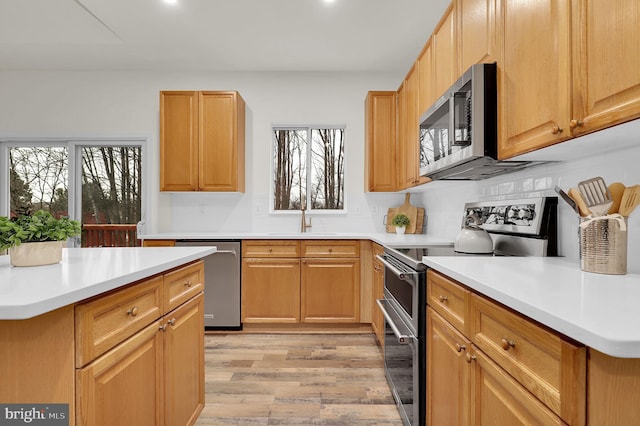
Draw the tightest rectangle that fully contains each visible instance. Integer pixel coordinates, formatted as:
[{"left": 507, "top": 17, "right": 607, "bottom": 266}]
[{"left": 0, "top": 246, "right": 215, "bottom": 426}]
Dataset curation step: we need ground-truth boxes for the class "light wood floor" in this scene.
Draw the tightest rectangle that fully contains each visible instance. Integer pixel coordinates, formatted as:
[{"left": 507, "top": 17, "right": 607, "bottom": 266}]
[{"left": 196, "top": 333, "right": 403, "bottom": 425}]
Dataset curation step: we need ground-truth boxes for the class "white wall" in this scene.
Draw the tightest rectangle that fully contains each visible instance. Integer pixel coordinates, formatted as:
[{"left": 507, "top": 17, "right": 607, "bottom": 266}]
[{"left": 2, "top": 70, "right": 639, "bottom": 269}]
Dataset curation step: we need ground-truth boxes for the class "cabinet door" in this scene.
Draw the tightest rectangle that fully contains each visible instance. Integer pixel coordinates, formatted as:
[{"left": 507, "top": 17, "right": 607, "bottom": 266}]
[
  {"left": 163, "top": 293, "right": 204, "bottom": 426},
  {"left": 301, "top": 258, "right": 360, "bottom": 323},
  {"left": 199, "top": 91, "right": 245, "bottom": 192},
  {"left": 498, "top": 0, "right": 571, "bottom": 159},
  {"left": 433, "top": 2, "right": 458, "bottom": 100},
  {"left": 458, "top": 0, "right": 499, "bottom": 73},
  {"left": 76, "top": 321, "right": 163, "bottom": 426},
  {"left": 427, "top": 309, "right": 471, "bottom": 426},
  {"left": 365, "top": 91, "right": 397, "bottom": 192},
  {"left": 397, "top": 65, "right": 421, "bottom": 190},
  {"left": 160, "top": 91, "right": 199, "bottom": 191},
  {"left": 571, "top": 0, "right": 640, "bottom": 136},
  {"left": 418, "top": 41, "right": 434, "bottom": 117},
  {"left": 242, "top": 258, "right": 301, "bottom": 323},
  {"left": 470, "top": 346, "right": 563, "bottom": 425},
  {"left": 371, "top": 246, "right": 384, "bottom": 346}
]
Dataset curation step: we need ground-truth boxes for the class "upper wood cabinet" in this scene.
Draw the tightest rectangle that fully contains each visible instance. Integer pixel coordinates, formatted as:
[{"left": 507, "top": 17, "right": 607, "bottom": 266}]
[
  {"left": 432, "top": 1, "right": 459, "bottom": 100},
  {"left": 571, "top": 0, "right": 640, "bottom": 137},
  {"left": 498, "top": 0, "right": 572, "bottom": 159},
  {"left": 397, "top": 65, "right": 422, "bottom": 190},
  {"left": 365, "top": 91, "right": 397, "bottom": 192},
  {"left": 160, "top": 91, "right": 245, "bottom": 192},
  {"left": 418, "top": 41, "right": 434, "bottom": 119},
  {"left": 457, "top": 0, "right": 500, "bottom": 73}
]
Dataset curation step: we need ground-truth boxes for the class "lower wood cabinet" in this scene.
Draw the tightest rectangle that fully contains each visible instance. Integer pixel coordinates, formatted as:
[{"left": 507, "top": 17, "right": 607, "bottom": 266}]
[
  {"left": 371, "top": 243, "right": 385, "bottom": 345},
  {"left": 241, "top": 240, "right": 360, "bottom": 324},
  {"left": 426, "top": 269, "right": 586, "bottom": 426},
  {"left": 76, "top": 262, "right": 205, "bottom": 426}
]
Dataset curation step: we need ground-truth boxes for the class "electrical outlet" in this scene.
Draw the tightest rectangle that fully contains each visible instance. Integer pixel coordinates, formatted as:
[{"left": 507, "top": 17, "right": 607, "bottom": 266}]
[
  {"left": 370, "top": 205, "right": 379, "bottom": 216},
  {"left": 353, "top": 205, "right": 362, "bottom": 216}
]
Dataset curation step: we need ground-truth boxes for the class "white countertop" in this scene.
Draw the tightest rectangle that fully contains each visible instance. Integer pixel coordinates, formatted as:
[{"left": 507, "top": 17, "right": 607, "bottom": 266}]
[
  {"left": 423, "top": 256, "right": 640, "bottom": 358},
  {"left": 0, "top": 246, "right": 216, "bottom": 320},
  {"left": 141, "top": 231, "right": 454, "bottom": 248}
]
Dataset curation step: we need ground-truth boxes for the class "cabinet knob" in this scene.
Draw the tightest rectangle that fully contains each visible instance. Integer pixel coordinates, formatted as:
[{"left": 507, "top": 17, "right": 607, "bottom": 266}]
[
  {"left": 167, "top": 318, "right": 176, "bottom": 326},
  {"left": 466, "top": 353, "right": 476, "bottom": 364},
  {"left": 438, "top": 295, "right": 448, "bottom": 303},
  {"left": 268, "top": 248, "right": 273, "bottom": 252},
  {"left": 127, "top": 307, "right": 139, "bottom": 317},
  {"left": 159, "top": 324, "right": 167, "bottom": 331},
  {"left": 184, "top": 280, "right": 192, "bottom": 287},
  {"left": 456, "top": 343, "right": 466, "bottom": 353},
  {"left": 328, "top": 248, "right": 333, "bottom": 253},
  {"left": 569, "top": 119, "right": 583, "bottom": 129},
  {"left": 500, "top": 338, "right": 516, "bottom": 350},
  {"left": 551, "top": 126, "right": 563, "bottom": 135}
]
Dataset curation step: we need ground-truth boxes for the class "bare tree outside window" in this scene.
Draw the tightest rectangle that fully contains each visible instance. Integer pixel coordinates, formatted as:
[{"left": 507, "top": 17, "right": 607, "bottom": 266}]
[
  {"left": 273, "top": 127, "right": 345, "bottom": 211},
  {"left": 7, "top": 143, "right": 143, "bottom": 247}
]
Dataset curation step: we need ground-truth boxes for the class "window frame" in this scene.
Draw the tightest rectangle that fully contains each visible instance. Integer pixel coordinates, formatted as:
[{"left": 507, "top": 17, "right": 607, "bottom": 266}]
[
  {"left": 0, "top": 137, "right": 149, "bottom": 244},
  {"left": 270, "top": 125, "right": 347, "bottom": 215}
]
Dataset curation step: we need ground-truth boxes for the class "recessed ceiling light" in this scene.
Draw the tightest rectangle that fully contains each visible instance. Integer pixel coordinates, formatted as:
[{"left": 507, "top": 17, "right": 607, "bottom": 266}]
[
  {"left": 163, "top": 0, "right": 178, "bottom": 5},
  {"left": 323, "top": 0, "right": 336, "bottom": 4}
]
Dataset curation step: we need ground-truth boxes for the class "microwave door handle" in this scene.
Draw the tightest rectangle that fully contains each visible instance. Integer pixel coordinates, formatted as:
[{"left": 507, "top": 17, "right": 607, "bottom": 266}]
[
  {"left": 376, "top": 299, "right": 413, "bottom": 344},
  {"left": 375, "top": 254, "right": 417, "bottom": 282}
]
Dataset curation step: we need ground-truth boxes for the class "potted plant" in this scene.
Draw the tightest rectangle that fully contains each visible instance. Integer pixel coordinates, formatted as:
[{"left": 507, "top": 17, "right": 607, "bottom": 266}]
[
  {"left": 0, "top": 210, "right": 81, "bottom": 267},
  {"left": 391, "top": 213, "right": 410, "bottom": 234}
]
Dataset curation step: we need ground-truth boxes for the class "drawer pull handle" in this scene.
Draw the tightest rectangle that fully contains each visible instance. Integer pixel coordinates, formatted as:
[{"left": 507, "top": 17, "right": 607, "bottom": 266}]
[
  {"left": 184, "top": 280, "right": 192, "bottom": 287},
  {"left": 159, "top": 324, "right": 167, "bottom": 331},
  {"left": 500, "top": 338, "right": 516, "bottom": 350},
  {"left": 456, "top": 343, "right": 466, "bottom": 353},
  {"left": 268, "top": 248, "right": 273, "bottom": 252},
  {"left": 127, "top": 307, "right": 139, "bottom": 317},
  {"left": 438, "top": 295, "right": 448, "bottom": 303},
  {"left": 328, "top": 248, "right": 333, "bottom": 253},
  {"left": 167, "top": 318, "right": 176, "bottom": 326},
  {"left": 551, "top": 125, "right": 563, "bottom": 135},
  {"left": 466, "top": 353, "right": 476, "bottom": 364}
]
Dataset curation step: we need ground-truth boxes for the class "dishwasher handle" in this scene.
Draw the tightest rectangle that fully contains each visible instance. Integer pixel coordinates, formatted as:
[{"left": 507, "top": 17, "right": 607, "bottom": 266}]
[{"left": 215, "top": 249, "right": 237, "bottom": 256}]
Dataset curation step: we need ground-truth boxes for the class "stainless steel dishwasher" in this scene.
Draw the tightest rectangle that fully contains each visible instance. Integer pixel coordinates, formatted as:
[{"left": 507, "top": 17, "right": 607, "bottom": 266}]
[{"left": 175, "top": 240, "right": 241, "bottom": 330}]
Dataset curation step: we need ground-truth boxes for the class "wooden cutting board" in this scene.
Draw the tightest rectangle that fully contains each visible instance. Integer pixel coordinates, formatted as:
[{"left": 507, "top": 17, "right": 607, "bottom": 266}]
[{"left": 385, "top": 194, "right": 424, "bottom": 234}]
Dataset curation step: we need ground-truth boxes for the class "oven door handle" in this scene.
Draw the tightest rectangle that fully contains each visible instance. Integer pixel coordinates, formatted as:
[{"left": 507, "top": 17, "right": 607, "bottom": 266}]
[
  {"left": 376, "top": 299, "right": 414, "bottom": 345},
  {"left": 375, "top": 254, "right": 417, "bottom": 282}
]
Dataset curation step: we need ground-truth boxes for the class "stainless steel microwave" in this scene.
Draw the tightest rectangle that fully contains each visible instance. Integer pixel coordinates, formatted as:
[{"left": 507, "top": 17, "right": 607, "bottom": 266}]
[{"left": 419, "top": 62, "right": 540, "bottom": 180}]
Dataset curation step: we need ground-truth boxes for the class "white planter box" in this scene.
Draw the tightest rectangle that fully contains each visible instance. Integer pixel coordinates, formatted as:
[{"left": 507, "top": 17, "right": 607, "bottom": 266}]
[{"left": 9, "top": 241, "right": 64, "bottom": 267}]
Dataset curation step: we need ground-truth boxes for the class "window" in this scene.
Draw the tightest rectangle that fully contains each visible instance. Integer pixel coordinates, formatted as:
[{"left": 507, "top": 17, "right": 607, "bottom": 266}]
[
  {"left": 272, "top": 126, "right": 345, "bottom": 212},
  {"left": 1, "top": 139, "right": 146, "bottom": 247}
]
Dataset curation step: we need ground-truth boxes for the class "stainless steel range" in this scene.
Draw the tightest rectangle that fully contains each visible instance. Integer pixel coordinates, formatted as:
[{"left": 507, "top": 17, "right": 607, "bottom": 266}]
[{"left": 376, "top": 197, "right": 557, "bottom": 426}]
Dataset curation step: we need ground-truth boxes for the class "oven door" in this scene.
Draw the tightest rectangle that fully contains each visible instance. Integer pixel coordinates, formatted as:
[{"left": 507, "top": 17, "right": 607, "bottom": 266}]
[
  {"left": 376, "top": 253, "right": 419, "bottom": 333},
  {"left": 377, "top": 298, "right": 419, "bottom": 426}
]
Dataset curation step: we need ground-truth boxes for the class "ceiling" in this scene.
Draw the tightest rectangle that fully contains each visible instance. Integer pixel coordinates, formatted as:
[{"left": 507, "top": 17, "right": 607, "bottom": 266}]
[{"left": 0, "top": 0, "right": 450, "bottom": 73}]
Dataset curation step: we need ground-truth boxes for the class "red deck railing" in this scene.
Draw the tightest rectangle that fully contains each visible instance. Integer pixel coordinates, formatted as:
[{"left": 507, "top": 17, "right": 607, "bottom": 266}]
[{"left": 82, "top": 224, "right": 140, "bottom": 247}]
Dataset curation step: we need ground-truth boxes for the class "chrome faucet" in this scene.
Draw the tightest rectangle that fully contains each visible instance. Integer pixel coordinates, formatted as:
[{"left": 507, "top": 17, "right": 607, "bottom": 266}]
[{"left": 300, "top": 208, "right": 312, "bottom": 233}]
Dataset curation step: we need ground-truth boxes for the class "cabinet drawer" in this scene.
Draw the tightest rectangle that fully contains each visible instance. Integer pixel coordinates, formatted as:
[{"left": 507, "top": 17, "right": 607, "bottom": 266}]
[
  {"left": 427, "top": 270, "right": 471, "bottom": 336},
  {"left": 301, "top": 240, "right": 360, "bottom": 258},
  {"left": 242, "top": 240, "right": 300, "bottom": 258},
  {"left": 164, "top": 261, "right": 204, "bottom": 313},
  {"left": 75, "top": 276, "right": 163, "bottom": 367},
  {"left": 470, "top": 293, "right": 586, "bottom": 424}
]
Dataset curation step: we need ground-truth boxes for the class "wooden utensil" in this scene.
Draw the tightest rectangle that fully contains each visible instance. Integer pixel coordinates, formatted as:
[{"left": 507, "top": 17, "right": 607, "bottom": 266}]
[
  {"left": 608, "top": 182, "right": 626, "bottom": 214},
  {"left": 619, "top": 185, "right": 640, "bottom": 217},
  {"left": 578, "top": 176, "right": 612, "bottom": 217},
  {"left": 568, "top": 187, "right": 591, "bottom": 217}
]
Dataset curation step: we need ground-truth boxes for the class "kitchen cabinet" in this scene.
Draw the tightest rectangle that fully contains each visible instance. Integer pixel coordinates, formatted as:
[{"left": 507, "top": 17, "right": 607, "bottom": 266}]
[
  {"left": 397, "top": 65, "right": 423, "bottom": 190},
  {"left": 457, "top": 0, "right": 499, "bottom": 73},
  {"left": 570, "top": 0, "right": 640, "bottom": 137},
  {"left": 301, "top": 240, "right": 360, "bottom": 323},
  {"left": 499, "top": 0, "right": 640, "bottom": 158},
  {"left": 417, "top": 41, "right": 434, "bottom": 117},
  {"left": 426, "top": 269, "right": 586, "bottom": 425},
  {"left": 432, "top": 1, "right": 458, "bottom": 100},
  {"left": 426, "top": 309, "right": 471, "bottom": 426},
  {"left": 160, "top": 90, "right": 245, "bottom": 192},
  {"left": 143, "top": 239, "right": 176, "bottom": 247},
  {"left": 241, "top": 240, "right": 360, "bottom": 325},
  {"left": 365, "top": 91, "right": 397, "bottom": 192},
  {"left": 498, "top": 0, "right": 571, "bottom": 159},
  {"left": 241, "top": 241, "right": 301, "bottom": 323},
  {"left": 76, "top": 261, "right": 205, "bottom": 426},
  {"left": 371, "top": 243, "right": 384, "bottom": 346}
]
